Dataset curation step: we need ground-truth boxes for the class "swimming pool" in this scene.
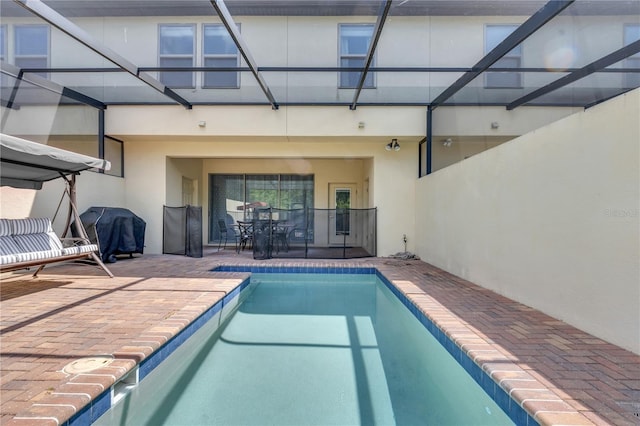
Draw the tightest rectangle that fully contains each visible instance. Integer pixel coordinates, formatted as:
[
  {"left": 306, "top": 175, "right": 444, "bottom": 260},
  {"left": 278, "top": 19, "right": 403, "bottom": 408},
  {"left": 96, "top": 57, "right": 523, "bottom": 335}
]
[{"left": 93, "top": 269, "right": 524, "bottom": 425}]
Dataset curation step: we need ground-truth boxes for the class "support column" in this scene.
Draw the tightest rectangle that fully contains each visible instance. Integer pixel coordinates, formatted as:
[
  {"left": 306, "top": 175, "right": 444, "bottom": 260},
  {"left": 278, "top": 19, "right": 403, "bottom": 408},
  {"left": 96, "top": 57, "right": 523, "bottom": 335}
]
[{"left": 426, "top": 106, "right": 433, "bottom": 175}]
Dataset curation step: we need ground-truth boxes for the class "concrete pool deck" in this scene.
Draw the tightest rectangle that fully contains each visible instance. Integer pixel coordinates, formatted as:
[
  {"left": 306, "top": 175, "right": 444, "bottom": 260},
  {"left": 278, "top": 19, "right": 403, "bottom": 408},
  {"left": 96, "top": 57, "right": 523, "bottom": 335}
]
[{"left": 1, "top": 249, "right": 638, "bottom": 425}]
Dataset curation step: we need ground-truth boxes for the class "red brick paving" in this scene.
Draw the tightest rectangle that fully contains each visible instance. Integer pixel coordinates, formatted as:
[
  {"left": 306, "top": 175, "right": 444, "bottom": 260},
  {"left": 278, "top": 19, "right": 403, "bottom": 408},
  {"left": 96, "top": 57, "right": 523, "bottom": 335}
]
[{"left": 1, "top": 250, "right": 639, "bottom": 425}]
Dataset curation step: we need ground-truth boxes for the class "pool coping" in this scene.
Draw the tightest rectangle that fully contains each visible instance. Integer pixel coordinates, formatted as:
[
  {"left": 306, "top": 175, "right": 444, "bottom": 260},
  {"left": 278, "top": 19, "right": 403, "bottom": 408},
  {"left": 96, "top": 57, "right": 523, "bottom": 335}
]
[{"left": 10, "top": 265, "right": 594, "bottom": 426}]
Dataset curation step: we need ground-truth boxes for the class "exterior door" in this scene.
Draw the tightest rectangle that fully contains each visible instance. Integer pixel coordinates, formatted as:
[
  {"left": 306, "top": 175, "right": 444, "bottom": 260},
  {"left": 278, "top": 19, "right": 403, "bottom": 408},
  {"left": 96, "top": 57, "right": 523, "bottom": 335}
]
[
  {"left": 329, "top": 183, "right": 357, "bottom": 245},
  {"left": 182, "top": 177, "right": 193, "bottom": 206}
]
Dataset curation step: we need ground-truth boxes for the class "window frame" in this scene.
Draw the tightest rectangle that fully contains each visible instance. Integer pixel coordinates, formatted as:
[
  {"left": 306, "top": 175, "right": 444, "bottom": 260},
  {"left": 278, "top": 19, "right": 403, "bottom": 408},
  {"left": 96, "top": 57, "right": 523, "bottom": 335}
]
[
  {"left": 338, "top": 23, "right": 375, "bottom": 89},
  {"left": 0, "top": 25, "right": 7, "bottom": 62},
  {"left": 14, "top": 24, "right": 50, "bottom": 77},
  {"left": 484, "top": 24, "right": 523, "bottom": 89},
  {"left": 158, "top": 23, "right": 196, "bottom": 89},
  {"left": 202, "top": 23, "right": 240, "bottom": 89}
]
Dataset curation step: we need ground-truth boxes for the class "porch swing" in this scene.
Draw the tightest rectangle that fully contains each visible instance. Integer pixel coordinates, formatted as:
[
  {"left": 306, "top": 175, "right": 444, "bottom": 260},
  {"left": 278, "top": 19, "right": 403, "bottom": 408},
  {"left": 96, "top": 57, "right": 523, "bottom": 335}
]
[{"left": 0, "top": 133, "right": 113, "bottom": 277}]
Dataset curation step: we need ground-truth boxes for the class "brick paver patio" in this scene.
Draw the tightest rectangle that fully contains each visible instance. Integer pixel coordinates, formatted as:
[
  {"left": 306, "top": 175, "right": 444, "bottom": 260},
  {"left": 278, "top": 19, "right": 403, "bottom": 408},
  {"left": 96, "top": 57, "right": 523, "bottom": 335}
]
[{"left": 1, "top": 249, "right": 638, "bottom": 425}]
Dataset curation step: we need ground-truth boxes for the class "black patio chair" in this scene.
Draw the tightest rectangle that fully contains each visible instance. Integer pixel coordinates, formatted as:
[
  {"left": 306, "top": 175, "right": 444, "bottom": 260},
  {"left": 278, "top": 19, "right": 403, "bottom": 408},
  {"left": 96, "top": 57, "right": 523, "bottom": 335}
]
[
  {"left": 218, "top": 219, "right": 238, "bottom": 251},
  {"left": 236, "top": 221, "right": 254, "bottom": 253}
]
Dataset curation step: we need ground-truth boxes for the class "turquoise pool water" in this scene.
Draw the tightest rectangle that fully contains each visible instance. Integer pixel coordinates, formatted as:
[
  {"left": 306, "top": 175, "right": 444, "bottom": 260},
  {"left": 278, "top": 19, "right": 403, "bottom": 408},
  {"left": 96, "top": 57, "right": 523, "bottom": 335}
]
[{"left": 95, "top": 273, "right": 514, "bottom": 425}]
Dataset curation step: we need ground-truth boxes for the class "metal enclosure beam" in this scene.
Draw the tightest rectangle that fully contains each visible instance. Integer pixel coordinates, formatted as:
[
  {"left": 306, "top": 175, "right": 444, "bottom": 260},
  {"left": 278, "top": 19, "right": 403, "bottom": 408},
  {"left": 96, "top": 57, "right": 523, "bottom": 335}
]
[
  {"left": 0, "top": 60, "right": 106, "bottom": 110},
  {"left": 507, "top": 39, "right": 640, "bottom": 110},
  {"left": 430, "top": 0, "right": 574, "bottom": 109},
  {"left": 14, "top": 0, "right": 192, "bottom": 109},
  {"left": 209, "top": 0, "right": 279, "bottom": 110},
  {"left": 0, "top": 66, "right": 23, "bottom": 111},
  {"left": 349, "top": 0, "right": 392, "bottom": 110},
  {"left": 98, "top": 109, "right": 105, "bottom": 172},
  {"left": 426, "top": 106, "right": 433, "bottom": 175}
]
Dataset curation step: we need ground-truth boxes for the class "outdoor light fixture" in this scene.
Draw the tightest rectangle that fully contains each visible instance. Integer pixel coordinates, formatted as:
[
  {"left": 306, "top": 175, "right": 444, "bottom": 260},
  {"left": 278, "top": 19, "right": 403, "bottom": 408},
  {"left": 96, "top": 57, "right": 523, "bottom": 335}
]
[
  {"left": 442, "top": 138, "right": 453, "bottom": 147},
  {"left": 386, "top": 139, "right": 400, "bottom": 151}
]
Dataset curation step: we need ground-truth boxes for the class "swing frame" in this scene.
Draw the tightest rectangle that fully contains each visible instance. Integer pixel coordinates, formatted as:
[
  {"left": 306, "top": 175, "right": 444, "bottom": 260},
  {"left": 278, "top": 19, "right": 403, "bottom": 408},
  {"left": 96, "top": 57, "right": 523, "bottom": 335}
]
[{"left": 0, "top": 133, "right": 113, "bottom": 277}]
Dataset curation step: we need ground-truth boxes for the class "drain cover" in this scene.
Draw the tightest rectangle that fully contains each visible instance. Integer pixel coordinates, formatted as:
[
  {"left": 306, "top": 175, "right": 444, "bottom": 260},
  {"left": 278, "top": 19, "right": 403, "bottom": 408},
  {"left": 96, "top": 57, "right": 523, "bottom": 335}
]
[{"left": 63, "top": 355, "right": 114, "bottom": 374}]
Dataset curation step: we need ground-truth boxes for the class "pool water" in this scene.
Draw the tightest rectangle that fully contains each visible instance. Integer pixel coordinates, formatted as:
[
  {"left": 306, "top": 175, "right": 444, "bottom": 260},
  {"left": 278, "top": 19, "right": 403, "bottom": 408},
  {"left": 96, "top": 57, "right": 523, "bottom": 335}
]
[{"left": 95, "top": 273, "right": 514, "bottom": 425}]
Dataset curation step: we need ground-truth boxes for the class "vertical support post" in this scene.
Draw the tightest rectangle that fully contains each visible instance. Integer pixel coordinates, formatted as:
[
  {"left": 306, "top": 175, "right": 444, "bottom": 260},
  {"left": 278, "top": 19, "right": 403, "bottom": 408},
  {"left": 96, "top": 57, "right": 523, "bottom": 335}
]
[
  {"left": 304, "top": 207, "right": 309, "bottom": 259},
  {"left": 418, "top": 139, "right": 423, "bottom": 178},
  {"left": 98, "top": 109, "right": 105, "bottom": 173},
  {"left": 426, "top": 106, "right": 433, "bottom": 175},
  {"left": 373, "top": 207, "right": 377, "bottom": 256},
  {"left": 343, "top": 211, "right": 347, "bottom": 259}
]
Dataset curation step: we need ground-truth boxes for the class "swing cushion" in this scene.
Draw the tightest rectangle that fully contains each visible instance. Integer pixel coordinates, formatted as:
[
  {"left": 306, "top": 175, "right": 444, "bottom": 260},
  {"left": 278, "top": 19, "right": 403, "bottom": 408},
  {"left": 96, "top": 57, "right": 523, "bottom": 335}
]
[
  {"left": 0, "top": 219, "right": 22, "bottom": 265},
  {"left": 11, "top": 217, "right": 53, "bottom": 235},
  {"left": 63, "top": 244, "right": 98, "bottom": 255},
  {"left": 0, "top": 217, "right": 99, "bottom": 270}
]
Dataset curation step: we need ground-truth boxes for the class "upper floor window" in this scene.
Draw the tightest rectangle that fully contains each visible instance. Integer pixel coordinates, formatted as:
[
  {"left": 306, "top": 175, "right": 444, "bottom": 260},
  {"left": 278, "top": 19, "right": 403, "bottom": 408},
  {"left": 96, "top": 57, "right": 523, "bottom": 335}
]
[
  {"left": 0, "top": 25, "right": 6, "bottom": 62},
  {"left": 624, "top": 24, "right": 640, "bottom": 88},
  {"left": 203, "top": 24, "right": 239, "bottom": 88},
  {"left": 485, "top": 25, "right": 522, "bottom": 88},
  {"left": 159, "top": 24, "right": 195, "bottom": 88},
  {"left": 14, "top": 25, "right": 49, "bottom": 77},
  {"left": 339, "top": 24, "right": 374, "bottom": 89}
]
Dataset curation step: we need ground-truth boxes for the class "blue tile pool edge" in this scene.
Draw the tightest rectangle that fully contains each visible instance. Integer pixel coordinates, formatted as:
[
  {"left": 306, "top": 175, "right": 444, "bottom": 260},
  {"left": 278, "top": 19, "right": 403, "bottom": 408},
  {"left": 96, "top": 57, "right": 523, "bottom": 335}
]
[
  {"left": 214, "top": 265, "right": 537, "bottom": 425},
  {"left": 372, "top": 270, "right": 538, "bottom": 426},
  {"left": 68, "top": 266, "right": 535, "bottom": 426},
  {"left": 64, "top": 276, "right": 252, "bottom": 426},
  {"left": 213, "top": 265, "right": 377, "bottom": 274}
]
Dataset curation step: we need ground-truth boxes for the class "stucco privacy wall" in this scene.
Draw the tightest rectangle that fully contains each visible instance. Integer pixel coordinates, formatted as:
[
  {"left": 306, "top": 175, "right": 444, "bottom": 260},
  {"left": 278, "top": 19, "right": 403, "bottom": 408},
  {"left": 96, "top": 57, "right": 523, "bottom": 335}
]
[{"left": 415, "top": 89, "right": 640, "bottom": 354}]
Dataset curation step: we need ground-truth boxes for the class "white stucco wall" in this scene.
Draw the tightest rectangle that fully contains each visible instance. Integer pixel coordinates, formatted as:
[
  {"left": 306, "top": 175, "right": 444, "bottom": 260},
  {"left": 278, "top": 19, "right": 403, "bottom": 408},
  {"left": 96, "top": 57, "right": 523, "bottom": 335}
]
[
  {"left": 103, "top": 98, "right": 587, "bottom": 257},
  {"left": 415, "top": 89, "right": 640, "bottom": 354},
  {"left": 121, "top": 134, "right": 417, "bottom": 257},
  {"left": 167, "top": 158, "right": 203, "bottom": 207}
]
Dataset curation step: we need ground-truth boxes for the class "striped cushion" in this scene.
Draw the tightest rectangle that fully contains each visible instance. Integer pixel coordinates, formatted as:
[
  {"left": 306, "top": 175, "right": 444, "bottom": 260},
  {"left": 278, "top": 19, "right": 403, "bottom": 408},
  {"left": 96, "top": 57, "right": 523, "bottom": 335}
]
[
  {"left": 0, "top": 219, "right": 13, "bottom": 237},
  {"left": 15, "top": 250, "right": 64, "bottom": 263},
  {"left": 63, "top": 244, "right": 98, "bottom": 255},
  {"left": 0, "top": 254, "right": 17, "bottom": 265},
  {"left": 11, "top": 218, "right": 53, "bottom": 235},
  {"left": 13, "top": 232, "right": 64, "bottom": 253},
  {"left": 0, "top": 236, "right": 22, "bottom": 255}
]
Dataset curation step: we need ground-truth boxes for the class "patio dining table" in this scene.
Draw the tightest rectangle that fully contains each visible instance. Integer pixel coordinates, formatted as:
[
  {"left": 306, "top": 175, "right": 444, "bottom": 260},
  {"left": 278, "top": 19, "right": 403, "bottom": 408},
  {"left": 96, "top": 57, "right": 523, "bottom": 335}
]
[{"left": 247, "top": 219, "right": 295, "bottom": 257}]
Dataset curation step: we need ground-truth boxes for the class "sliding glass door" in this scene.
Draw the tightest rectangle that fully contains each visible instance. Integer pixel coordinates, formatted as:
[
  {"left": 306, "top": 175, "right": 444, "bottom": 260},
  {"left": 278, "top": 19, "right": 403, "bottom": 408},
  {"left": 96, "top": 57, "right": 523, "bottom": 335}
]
[{"left": 209, "top": 174, "right": 313, "bottom": 243}]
